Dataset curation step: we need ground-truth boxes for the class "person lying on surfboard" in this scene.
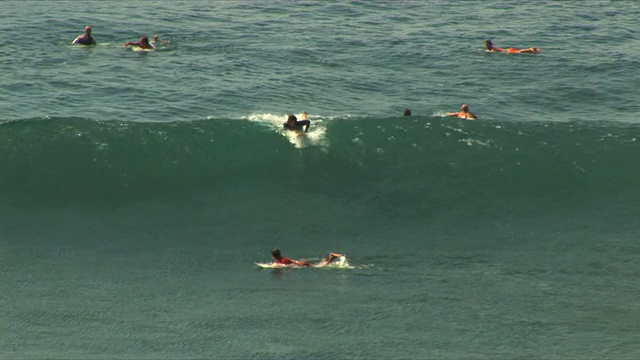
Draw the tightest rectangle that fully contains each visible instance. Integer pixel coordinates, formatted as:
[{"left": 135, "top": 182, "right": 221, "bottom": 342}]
[
  {"left": 484, "top": 39, "right": 540, "bottom": 53},
  {"left": 72, "top": 25, "right": 96, "bottom": 45},
  {"left": 283, "top": 113, "right": 310, "bottom": 132},
  {"left": 446, "top": 104, "right": 478, "bottom": 120},
  {"left": 271, "top": 248, "right": 343, "bottom": 267},
  {"left": 123, "top": 36, "right": 155, "bottom": 50}
]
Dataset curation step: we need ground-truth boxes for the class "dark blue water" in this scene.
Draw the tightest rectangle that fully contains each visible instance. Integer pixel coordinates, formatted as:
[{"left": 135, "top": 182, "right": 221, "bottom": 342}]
[{"left": 1, "top": 1, "right": 639, "bottom": 358}]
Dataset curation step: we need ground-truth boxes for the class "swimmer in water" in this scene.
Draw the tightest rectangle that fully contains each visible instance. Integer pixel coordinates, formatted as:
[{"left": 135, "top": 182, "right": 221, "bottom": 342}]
[
  {"left": 283, "top": 113, "right": 310, "bottom": 132},
  {"left": 484, "top": 39, "right": 540, "bottom": 53},
  {"left": 447, "top": 104, "right": 478, "bottom": 120},
  {"left": 123, "top": 36, "right": 154, "bottom": 50},
  {"left": 72, "top": 25, "right": 96, "bottom": 45}
]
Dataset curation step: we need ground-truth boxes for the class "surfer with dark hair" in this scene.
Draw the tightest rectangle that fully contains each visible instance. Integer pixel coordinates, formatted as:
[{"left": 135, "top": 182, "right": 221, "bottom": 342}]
[
  {"left": 123, "top": 36, "right": 155, "bottom": 50},
  {"left": 283, "top": 113, "right": 310, "bottom": 132},
  {"left": 271, "top": 248, "right": 343, "bottom": 267}
]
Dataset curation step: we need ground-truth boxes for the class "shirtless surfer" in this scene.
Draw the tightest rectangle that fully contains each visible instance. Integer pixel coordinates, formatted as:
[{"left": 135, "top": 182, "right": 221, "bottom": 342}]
[
  {"left": 447, "top": 104, "right": 478, "bottom": 120},
  {"left": 271, "top": 248, "right": 343, "bottom": 267},
  {"left": 484, "top": 39, "right": 540, "bottom": 53},
  {"left": 123, "top": 36, "right": 154, "bottom": 50},
  {"left": 283, "top": 113, "right": 310, "bottom": 132},
  {"left": 72, "top": 25, "right": 96, "bottom": 45}
]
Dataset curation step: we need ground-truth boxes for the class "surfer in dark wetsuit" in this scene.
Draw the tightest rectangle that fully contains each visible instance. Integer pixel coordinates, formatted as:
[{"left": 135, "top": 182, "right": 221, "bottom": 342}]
[
  {"left": 123, "top": 36, "right": 154, "bottom": 50},
  {"left": 271, "top": 248, "right": 343, "bottom": 267},
  {"left": 72, "top": 25, "right": 96, "bottom": 45},
  {"left": 283, "top": 113, "right": 310, "bottom": 132}
]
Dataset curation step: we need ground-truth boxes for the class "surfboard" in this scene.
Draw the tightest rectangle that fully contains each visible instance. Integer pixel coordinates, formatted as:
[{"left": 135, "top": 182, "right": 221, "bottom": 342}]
[{"left": 254, "top": 262, "right": 292, "bottom": 269}]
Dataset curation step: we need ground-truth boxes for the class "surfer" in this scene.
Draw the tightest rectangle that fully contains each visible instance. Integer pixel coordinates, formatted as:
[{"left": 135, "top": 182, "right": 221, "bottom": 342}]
[
  {"left": 446, "top": 104, "right": 478, "bottom": 120},
  {"left": 72, "top": 25, "right": 96, "bottom": 45},
  {"left": 271, "top": 248, "right": 343, "bottom": 267},
  {"left": 283, "top": 113, "right": 310, "bottom": 132},
  {"left": 484, "top": 39, "right": 540, "bottom": 53},
  {"left": 404, "top": 109, "right": 412, "bottom": 116},
  {"left": 123, "top": 36, "right": 155, "bottom": 50}
]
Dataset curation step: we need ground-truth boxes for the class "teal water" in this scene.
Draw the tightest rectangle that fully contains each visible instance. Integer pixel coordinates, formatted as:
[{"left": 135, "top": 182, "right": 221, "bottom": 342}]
[{"left": 1, "top": 1, "right": 640, "bottom": 359}]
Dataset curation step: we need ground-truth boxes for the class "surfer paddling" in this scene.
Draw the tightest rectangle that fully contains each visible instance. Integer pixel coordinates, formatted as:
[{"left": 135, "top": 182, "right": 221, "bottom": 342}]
[
  {"left": 271, "top": 248, "right": 343, "bottom": 267},
  {"left": 283, "top": 113, "right": 310, "bottom": 132},
  {"left": 446, "top": 104, "right": 478, "bottom": 120},
  {"left": 484, "top": 39, "right": 540, "bottom": 54},
  {"left": 123, "top": 36, "right": 155, "bottom": 50}
]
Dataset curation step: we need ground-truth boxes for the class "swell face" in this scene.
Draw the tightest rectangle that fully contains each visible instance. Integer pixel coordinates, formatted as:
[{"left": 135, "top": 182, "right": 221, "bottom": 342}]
[{"left": 1, "top": 117, "right": 637, "bottom": 224}]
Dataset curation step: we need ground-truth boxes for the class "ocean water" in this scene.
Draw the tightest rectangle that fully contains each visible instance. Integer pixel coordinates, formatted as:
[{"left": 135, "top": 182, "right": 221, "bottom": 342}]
[{"left": 1, "top": 1, "right": 639, "bottom": 358}]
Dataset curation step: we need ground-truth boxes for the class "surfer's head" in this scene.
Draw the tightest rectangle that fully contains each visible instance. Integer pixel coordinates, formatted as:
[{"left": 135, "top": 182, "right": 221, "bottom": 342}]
[
  {"left": 271, "top": 248, "right": 282, "bottom": 259},
  {"left": 287, "top": 114, "right": 297, "bottom": 124},
  {"left": 461, "top": 104, "right": 469, "bottom": 112},
  {"left": 85, "top": 26, "right": 92, "bottom": 34},
  {"left": 484, "top": 40, "right": 493, "bottom": 50},
  {"left": 404, "top": 108, "right": 412, "bottom": 116},
  {"left": 140, "top": 36, "right": 149, "bottom": 45}
]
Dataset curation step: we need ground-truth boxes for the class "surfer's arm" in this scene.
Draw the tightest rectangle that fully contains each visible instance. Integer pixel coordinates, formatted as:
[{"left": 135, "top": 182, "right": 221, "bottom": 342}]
[
  {"left": 122, "top": 41, "right": 138, "bottom": 47},
  {"left": 446, "top": 112, "right": 459, "bottom": 117},
  {"left": 73, "top": 35, "right": 91, "bottom": 44},
  {"left": 277, "top": 256, "right": 307, "bottom": 266},
  {"left": 299, "top": 120, "right": 311, "bottom": 132}
]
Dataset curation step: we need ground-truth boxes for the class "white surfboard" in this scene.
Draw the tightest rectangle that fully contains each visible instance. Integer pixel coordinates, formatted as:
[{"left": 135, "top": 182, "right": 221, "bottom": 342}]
[
  {"left": 132, "top": 46, "right": 154, "bottom": 52},
  {"left": 254, "top": 262, "right": 292, "bottom": 269}
]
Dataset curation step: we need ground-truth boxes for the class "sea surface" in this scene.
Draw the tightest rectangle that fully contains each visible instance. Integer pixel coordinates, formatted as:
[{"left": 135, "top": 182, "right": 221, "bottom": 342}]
[{"left": 1, "top": 1, "right": 639, "bottom": 358}]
